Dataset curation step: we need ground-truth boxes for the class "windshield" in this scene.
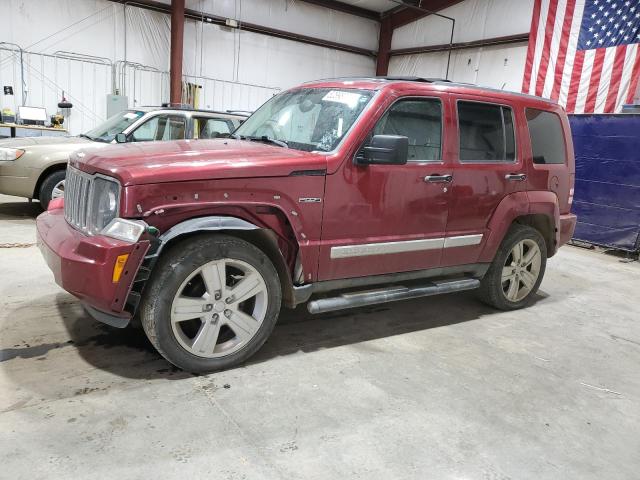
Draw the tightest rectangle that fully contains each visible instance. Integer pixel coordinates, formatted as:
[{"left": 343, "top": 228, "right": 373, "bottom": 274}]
[
  {"left": 234, "top": 88, "right": 374, "bottom": 152},
  {"left": 84, "top": 110, "right": 145, "bottom": 142}
]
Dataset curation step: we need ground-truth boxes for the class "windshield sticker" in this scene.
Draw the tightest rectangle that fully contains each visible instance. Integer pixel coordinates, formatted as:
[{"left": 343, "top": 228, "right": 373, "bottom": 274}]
[
  {"left": 322, "top": 90, "right": 361, "bottom": 108},
  {"left": 124, "top": 112, "right": 139, "bottom": 119}
]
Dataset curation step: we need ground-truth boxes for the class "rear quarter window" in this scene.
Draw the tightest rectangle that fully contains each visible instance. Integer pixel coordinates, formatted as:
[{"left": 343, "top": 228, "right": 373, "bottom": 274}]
[{"left": 526, "top": 109, "right": 567, "bottom": 165}]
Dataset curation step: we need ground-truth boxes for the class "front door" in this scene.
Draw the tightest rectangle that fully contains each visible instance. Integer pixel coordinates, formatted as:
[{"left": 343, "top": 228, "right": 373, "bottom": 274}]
[
  {"left": 441, "top": 97, "right": 528, "bottom": 267},
  {"left": 129, "top": 113, "right": 187, "bottom": 142},
  {"left": 318, "top": 94, "right": 452, "bottom": 281}
]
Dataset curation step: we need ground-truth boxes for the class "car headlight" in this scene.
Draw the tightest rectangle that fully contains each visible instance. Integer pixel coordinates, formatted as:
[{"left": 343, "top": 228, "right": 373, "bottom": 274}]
[
  {"left": 0, "top": 148, "right": 25, "bottom": 161},
  {"left": 102, "top": 218, "right": 147, "bottom": 243},
  {"left": 87, "top": 176, "right": 120, "bottom": 234}
]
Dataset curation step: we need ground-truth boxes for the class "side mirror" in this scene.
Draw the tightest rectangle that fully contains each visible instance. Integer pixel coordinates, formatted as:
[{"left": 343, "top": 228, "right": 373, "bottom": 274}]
[
  {"left": 357, "top": 135, "right": 408, "bottom": 166},
  {"left": 115, "top": 133, "right": 128, "bottom": 143}
]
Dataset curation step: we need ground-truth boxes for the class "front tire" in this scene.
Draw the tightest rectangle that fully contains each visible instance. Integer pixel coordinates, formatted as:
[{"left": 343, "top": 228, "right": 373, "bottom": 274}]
[
  {"left": 140, "top": 234, "right": 282, "bottom": 373},
  {"left": 477, "top": 224, "right": 547, "bottom": 310},
  {"left": 39, "top": 170, "right": 66, "bottom": 210}
]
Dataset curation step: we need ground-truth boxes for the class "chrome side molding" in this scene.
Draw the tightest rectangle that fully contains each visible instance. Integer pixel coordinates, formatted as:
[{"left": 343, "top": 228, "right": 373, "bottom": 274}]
[{"left": 330, "top": 233, "right": 483, "bottom": 259}]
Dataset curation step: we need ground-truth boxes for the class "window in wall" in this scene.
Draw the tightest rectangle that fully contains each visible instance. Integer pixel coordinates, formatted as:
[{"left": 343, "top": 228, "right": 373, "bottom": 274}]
[
  {"left": 194, "top": 117, "right": 232, "bottom": 139},
  {"left": 526, "top": 109, "right": 567, "bottom": 164},
  {"left": 458, "top": 102, "right": 516, "bottom": 162},
  {"left": 373, "top": 98, "right": 442, "bottom": 161},
  {"left": 131, "top": 115, "right": 186, "bottom": 142}
]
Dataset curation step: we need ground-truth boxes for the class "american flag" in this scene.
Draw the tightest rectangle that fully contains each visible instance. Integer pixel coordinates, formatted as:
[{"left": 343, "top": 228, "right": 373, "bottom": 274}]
[{"left": 522, "top": 0, "right": 640, "bottom": 113}]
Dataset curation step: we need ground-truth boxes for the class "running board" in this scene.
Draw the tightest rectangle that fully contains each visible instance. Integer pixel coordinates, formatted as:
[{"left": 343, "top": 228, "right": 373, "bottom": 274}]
[{"left": 307, "top": 278, "right": 480, "bottom": 314}]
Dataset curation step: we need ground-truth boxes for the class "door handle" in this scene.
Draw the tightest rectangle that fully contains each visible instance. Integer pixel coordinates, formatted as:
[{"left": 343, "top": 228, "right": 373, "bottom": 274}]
[
  {"left": 424, "top": 174, "right": 453, "bottom": 183},
  {"left": 505, "top": 173, "right": 527, "bottom": 181}
]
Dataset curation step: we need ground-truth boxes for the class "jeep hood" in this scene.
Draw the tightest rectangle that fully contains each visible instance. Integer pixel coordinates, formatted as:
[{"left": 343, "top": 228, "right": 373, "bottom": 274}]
[{"left": 70, "top": 139, "right": 328, "bottom": 186}]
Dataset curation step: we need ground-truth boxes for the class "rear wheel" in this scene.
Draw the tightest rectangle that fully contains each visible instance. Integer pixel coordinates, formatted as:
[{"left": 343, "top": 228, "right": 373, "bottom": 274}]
[
  {"left": 39, "top": 170, "right": 66, "bottom": 210},
  {"left": 140, "top": 234, "right": 281, "bottom": 373},
  {"left": 477, "top": 224, "right": 547, "bottom": 310}
]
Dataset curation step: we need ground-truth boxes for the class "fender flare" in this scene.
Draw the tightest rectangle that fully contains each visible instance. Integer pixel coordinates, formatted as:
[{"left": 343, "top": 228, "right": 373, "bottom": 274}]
[
  {"left": 154, "top": 215, "right": 259, "bottom": 258},
  {"left": 478, "top": 191, "right": 559, "bottom": 262},
  {"left": 145, "top": 215, "right": 297, "bottom": 308}
]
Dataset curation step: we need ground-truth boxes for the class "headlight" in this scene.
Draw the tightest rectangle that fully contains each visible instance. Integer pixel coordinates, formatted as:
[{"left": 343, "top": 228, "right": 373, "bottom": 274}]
[
  {"left": 102, "top": 218, "right": 147, "bottom": 243},
  {"left": 87, "top": 176, "right": 120, "bottom": 234},
  {"left": 0, "top": 148, "right": 25, "bottom": 161}
]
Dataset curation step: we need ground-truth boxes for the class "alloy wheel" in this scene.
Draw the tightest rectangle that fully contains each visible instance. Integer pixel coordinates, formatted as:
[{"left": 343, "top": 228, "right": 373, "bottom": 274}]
[
  {"left": 501, "top": 239, "right": 542, "bottom": 302},
  {"left": 170, "top": 258, "right": 268, "bottom": 358},
  {"left": 51, "top": 179, "right": 65, "bottom": 199}
]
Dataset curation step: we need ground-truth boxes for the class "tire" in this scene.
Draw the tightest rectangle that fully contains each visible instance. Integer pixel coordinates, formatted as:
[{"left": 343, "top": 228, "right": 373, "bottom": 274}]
[
  {"left": 140, "top": 234, "right": 282, "bottom": 373},
  {"left": 476, "top": 224, "right": 547, "bottom": 310},
  {"left": 39, "top": 170, "right": 66, "bottom": 210}
]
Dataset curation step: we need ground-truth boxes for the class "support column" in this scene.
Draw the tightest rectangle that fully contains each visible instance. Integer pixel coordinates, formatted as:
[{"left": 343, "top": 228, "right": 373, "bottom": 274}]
[
  {"left": 170, "top": 0, "right": 185, "bottom": 104},
  {"left": 376, "top": 16, "right": 392, "bottom": 76}
]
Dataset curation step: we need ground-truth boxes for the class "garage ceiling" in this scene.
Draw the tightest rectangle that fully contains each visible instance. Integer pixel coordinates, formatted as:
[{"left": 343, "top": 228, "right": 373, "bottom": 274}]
[
  {"left": 334, "top": 0, "right": 403, "bottom": 12},
  {"left": 299, "top": 0, "right": 431, "bottom": 19}
]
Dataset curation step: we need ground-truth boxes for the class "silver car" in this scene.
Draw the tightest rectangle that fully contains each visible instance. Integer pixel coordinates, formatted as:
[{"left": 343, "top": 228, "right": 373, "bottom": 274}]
[{"left": 0, "top": 107, "right": 247, "bottom": 209}]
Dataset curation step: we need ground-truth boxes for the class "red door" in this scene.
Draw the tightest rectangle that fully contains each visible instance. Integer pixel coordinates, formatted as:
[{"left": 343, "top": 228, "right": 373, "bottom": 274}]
[
  {"left": 441, "top": 96, "right": 528, "bottom": 267},
  {"left": 318, "top": 93, "right": 452, "bottom": 281}
]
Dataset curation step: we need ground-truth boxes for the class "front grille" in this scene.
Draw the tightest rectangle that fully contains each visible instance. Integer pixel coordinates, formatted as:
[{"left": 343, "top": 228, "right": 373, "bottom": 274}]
[{"left": 64, "top": 166, "right": 93, "bottom": 232}]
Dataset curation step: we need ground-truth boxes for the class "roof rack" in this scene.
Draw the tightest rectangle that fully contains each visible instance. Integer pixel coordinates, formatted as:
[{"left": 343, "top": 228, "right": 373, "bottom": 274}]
[
  {"left": 226, "top": 110, "right": 252, "bottom": 116},
  {"left": 161, "top": 102, "right": 195, "bottom": 110},
  {"left": 374, "top": 76, "right": 451, "bottom": 83}
]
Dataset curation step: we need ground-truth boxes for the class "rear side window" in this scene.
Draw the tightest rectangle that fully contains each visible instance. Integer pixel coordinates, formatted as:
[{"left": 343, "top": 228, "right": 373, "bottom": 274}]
[
  {"left": 458, "top": 102, "right": 515, "bottom": 162},
  {"left": 526, "top": 109, "right": 567, "bottom": 164},
  {"left": 194, "top": 117, "right": 232, "bottom": 139},
  {"left": 373, "top": 98, "right": 442, "bottom": 161}
]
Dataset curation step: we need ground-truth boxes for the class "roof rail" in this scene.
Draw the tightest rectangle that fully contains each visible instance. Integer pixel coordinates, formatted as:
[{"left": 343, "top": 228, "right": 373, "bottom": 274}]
[
  {"left": 161, "top": 102, "right": 194, "bottom": 110},
  {"left": 374, "top": 76, "right": 452, "bottom": 83},
  {"left": 226, "top": 110, "right": 253, "bottom": 116}
]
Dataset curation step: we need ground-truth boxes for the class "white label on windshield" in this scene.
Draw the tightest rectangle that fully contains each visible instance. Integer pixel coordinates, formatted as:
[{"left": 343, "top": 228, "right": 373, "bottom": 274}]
[
  {"left": 124, "top": 112, "right": 139, "bottom": 119},
  {"left": 322, "top": 90, "right": 361, "bottom": 108}
]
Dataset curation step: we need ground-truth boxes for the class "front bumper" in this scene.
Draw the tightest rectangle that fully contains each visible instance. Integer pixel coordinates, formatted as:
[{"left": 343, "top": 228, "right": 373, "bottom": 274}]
[
  {"left": 0, "top": 161, "right": 36, "bottom": 198},
  {"left": 36, "top": 207, "right": 149, "bottom": 326}
]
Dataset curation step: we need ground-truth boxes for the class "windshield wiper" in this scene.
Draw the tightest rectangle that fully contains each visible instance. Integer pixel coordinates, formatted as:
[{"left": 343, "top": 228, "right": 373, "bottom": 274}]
[
  {"left": 245, "top": 135, "right": 289, "bottom": 148},
  {"left": 218, "top": 133, "right": 241, "bottom": 140},
  {"left": 78, "top": 133, "right": 94, "bottom": 141}
]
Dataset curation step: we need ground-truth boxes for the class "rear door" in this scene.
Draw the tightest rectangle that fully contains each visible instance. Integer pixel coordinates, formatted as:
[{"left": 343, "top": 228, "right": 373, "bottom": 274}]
[{"left": 441, "top": 97, "right": 527, "bottom": 267}]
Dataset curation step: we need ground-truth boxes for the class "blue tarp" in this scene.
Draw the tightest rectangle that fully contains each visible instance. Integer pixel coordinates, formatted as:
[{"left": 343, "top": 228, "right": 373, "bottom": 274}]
[{"left": 569, "top": 114, "right": 640, "bottom": 252}]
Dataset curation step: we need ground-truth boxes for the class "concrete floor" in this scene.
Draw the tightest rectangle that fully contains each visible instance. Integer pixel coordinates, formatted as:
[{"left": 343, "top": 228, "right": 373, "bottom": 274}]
[{"left": 1, "top": 193, "right": 639, "bottom": 480}]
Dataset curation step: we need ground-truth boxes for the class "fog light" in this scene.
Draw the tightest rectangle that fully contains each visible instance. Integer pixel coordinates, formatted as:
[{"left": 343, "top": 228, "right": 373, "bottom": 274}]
[
  {"left": 102, "top": 218, "right": 147, "bottom": 242},
  {"left": 112, "top": 254, "right": 129, "bottom": 283}
]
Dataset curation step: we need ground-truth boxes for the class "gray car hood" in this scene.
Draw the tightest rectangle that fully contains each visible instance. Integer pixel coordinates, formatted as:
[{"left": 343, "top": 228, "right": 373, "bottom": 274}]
[{"left": 0, "top": 136, "right": 94, "bottom": 148}]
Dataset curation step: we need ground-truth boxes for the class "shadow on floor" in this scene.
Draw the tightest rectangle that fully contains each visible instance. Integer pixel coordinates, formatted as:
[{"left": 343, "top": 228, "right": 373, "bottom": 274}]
[
  {"left": 1, "top": 286, "right": 548, "bottom": 384},
  {"left": 25, "top": 288, "right": 545, "bottom": 380},
  {"left": 0, "top": 198, "right": 42, "bottom": 220}
]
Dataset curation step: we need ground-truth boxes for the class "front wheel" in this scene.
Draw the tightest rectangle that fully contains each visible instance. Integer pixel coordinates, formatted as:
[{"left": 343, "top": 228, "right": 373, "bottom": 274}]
[
  {"left": 39, "top": 170, "right": 66, "bottom": 210},
  {"left": 477, "top": 224, "right": 547, "bottom": 310},
  {"left": 140, "top": 234, "right": 282, "bottom": 373}
]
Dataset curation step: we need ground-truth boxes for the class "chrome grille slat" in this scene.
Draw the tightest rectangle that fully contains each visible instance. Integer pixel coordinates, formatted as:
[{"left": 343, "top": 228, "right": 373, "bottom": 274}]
[{"left": 64, "top": 167, "right": 93, "bottom": 232}]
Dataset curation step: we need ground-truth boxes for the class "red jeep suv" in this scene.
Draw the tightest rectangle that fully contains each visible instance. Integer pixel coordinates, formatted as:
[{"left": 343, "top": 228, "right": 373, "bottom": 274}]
[{"left": 36, "top": 77, "right": 577, "bottom": 372}]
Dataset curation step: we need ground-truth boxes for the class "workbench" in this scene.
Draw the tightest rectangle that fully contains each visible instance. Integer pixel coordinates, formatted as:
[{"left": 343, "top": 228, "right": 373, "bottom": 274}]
[{"left": 0, "top": 123, "right": 68, "bottom": 138}]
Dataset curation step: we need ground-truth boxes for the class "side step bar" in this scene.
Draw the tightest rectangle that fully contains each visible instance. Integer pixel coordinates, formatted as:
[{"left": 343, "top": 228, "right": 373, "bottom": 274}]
[{"left": 307, "top": 278, "right": 480, "bottom": 314}]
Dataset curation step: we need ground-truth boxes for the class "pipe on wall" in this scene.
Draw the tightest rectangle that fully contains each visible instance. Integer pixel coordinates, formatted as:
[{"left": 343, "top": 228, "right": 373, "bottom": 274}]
[{"left": 170, "top": 0, "right": 185, "bottom": 104}]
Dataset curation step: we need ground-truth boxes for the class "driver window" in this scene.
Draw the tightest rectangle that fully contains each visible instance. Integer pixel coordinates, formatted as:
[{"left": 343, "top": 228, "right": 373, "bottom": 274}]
[
  {"left": 373, "top": 98, "right": 442, "bottom": 162},
  {"left": 131, "top": 115, "right": 186, "bottom": 142}
]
